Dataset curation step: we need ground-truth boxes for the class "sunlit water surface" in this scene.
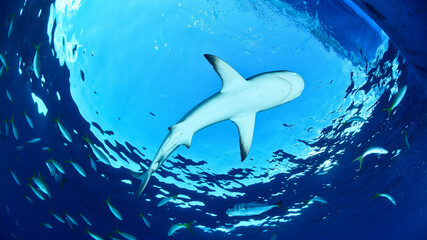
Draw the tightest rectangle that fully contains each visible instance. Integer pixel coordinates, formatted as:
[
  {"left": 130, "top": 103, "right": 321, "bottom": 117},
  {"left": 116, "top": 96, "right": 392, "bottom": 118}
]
[{"left": 1, "top": 0, "right": 426, "bottom": 240}]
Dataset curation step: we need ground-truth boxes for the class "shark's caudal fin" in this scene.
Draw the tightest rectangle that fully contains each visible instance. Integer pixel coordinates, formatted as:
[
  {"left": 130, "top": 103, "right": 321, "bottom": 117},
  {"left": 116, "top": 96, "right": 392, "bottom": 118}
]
[
  {"left": 136, "top": 171, "right": 151, "bottom": 196},
  {"left": 383, "top": 107, "right": 392, "bottom": 117},
  {"left": 352, "top": 155, "right": 364, "bottom": 170}
]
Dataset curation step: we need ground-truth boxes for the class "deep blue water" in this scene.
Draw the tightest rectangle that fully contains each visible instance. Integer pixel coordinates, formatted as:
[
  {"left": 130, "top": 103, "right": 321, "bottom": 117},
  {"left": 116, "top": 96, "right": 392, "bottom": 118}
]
[{"left": 1, "top": 0, "right": 426, "bottom": 240}]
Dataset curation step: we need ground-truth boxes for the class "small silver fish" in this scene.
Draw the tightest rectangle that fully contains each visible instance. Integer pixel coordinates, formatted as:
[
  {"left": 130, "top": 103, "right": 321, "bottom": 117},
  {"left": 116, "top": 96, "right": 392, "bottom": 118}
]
[
  {"left": 8, "top": 14, "right": 14, "bottom": 38},
  {"left": 373, "top": 193, "right": 396, "bottom": 205},
  {"left": 0, "top": 53, "right": 8, "bottom": 69},
  {"left": 342, "top": 116, "right": 367, "bottom": 127},
  {"left": 8, "top": 116, "right": 18, "bottom": 140},
  {"left": 104, "top": 197, "right": 122, "bottom": 221},
  {"left": 384, "top": 85, "right": 407, "bottom": 117},
  {"left": 6, "top": 90, "right": 13, "bottom": 103},
  {"left": 65, "top": 212, "right": 79, "bottom": 226},
  {"left": 90, "top": 157, "right": 97, "bottom": 172},
  {"left": 114, "top": 229, "right": 136, "bottom": 240},
  {"left": 53, "top": 116, "right": 72, "bottom": 142},
  {"left": 27, "top": 138, "right": 41, "bottom": 144},
  {"left": 270, "top": 232, "right": 277, "bottom": 240},
  {"left": 42, "top": 147, "right": 53, "bottom": 152},
  {"left": 404, "top": 132, "right": 410, "bottom": 150},
  {"left": 32, "top": 174, "right": 51, "bottom": 198},
  {"left": 48, "top": 158, "right": 65, "bottom": 174},
  {"left": 83, "top": 134, "right": 110, "bottom": 166},
  {"left": 3, "top": 119, "right": 9, "bottom": 136},
  {"left": 24, "top": 112, "right": 34, "bottom": 129},
  {"left": 353, "top": 146, "right": 388, "bottom": 170},
  {"left": 107, "top": 235, "right": 121, "bottom": 240},
  {"left": 42, "top": 223, "right": 53, "bottom": 229},
  {"left": 25, "top": 194, "right": 33, "bottom": 204},
  {"left": 9, "top": 169, "right": 20, "bottom": 185},
  {"left": 80, "top": 213, "right": 92, "bottom": 226},
  {"left": 46, "top": 160, "right": 63, "bottom": 183},
  {"left": 16, "top": 146, "right": 24, "bottom": 150},
  {"left": 33, "top": 42, "right": 42, "bottom": 79},
  {"left": 167, "top": 221, "right": 195, "bottom": 236},
  {"left": 139, "top": 211, "right": 150, "bottom": 228},
  {"left": 157, "top": 194, "right": 180, "bottom": 207},
  {"left": 86, "top": 228, "right": 103, "bottom": 240},
  {"left": 307, "top": 196, "right": 327, "bottom": 204},
  {"left": 226, "top": 200, "right": 285, "bottom": 217},
  {"left": 65, "top": 216, "right": 74, "bottom": 230},
  {"left": 27, "top": 183, "right": 45, "bottom": 201},
  {"left": 49, "top": 211, "right": 65, "bottom": 223},
  {"left": 66, "top": 158, "right": 86, "bottom": 177}
]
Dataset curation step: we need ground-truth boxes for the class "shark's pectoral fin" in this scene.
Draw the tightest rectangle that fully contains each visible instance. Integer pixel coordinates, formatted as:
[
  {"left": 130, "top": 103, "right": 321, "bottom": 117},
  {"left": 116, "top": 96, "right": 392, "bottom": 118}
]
[
  {"left": 231, "top": 113, "right": 256, "bottom": 161},
  {"left": 204, "top": 54, "right": 246, "bottom": 93}
]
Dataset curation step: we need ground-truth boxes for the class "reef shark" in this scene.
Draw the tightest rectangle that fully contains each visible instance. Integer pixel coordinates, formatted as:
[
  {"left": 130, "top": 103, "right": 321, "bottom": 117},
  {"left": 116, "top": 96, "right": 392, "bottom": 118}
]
[{"left": 134, "top": 54, "right": 305, "bottom": 195}]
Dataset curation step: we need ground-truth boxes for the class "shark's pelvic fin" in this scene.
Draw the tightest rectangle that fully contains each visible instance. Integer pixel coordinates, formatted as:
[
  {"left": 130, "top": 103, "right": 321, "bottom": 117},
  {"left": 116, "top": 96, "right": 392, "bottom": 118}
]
[
  {"left": 204, "top": 54, "right": 246, "bottom": 93},
  {"left": 168, "top": 123, "right": 193, "bottom": 148},
  {"left": 231, "top": 113, "right": 256, "bottom": 161}
]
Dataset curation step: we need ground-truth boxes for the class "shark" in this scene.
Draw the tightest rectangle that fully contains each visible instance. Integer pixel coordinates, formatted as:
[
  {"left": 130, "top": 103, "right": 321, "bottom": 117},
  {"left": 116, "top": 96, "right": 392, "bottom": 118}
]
[{"left": 134, "top": 54, "right": 305, "bottom": 195}]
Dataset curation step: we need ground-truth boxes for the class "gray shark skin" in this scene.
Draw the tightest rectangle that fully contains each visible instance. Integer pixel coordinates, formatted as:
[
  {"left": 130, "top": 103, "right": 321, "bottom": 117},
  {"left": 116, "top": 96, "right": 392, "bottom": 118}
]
[{"left": 134, "top": 54, "right": 305, "bottom": 195}]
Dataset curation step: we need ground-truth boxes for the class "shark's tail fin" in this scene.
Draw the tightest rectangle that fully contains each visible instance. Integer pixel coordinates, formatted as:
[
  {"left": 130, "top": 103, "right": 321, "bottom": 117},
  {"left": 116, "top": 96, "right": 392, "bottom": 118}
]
[
  {"left": 352, "top": 155, "right": 364, "bottom": 171},
  {"left": 383, "top": 107, "right": 392, "bottom": 117},
  {"left": 136, "top": 170, "right": 151, "bottom": 196}
]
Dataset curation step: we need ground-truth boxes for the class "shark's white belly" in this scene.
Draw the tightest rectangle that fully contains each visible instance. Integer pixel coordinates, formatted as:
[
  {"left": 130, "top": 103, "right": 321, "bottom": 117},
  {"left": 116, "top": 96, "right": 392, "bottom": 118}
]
[{"left": 180, "top": 77, "right": 291, "bottom": 133}]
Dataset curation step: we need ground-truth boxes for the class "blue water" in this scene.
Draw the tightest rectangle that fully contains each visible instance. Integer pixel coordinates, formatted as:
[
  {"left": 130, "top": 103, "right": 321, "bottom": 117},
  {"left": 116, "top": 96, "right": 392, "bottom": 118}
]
[{"left": 1, "top": 0, "right": 426, "bottom": 239}]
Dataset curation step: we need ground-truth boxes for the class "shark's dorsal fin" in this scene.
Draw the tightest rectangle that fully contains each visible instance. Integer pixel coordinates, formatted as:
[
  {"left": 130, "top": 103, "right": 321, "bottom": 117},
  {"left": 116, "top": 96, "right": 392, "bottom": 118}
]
[
  {"left": 204, "top": 54, "right": 246, "bottom": 93},
  {"left": 231, "top": 113, "right": 256, "bottom": 161}
]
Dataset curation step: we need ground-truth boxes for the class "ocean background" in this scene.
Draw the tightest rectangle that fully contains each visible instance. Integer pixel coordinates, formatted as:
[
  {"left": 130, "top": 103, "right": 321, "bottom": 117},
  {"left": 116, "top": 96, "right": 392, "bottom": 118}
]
[{"left": 1, "top": 0, "right": 426, "bottom": 239}]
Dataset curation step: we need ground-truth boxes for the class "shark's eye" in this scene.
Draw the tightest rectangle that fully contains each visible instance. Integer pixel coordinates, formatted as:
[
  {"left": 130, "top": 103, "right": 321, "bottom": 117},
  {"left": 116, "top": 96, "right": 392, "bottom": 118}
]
[{"left": 228, "top": 206, "right": 233, "bottom": 209}]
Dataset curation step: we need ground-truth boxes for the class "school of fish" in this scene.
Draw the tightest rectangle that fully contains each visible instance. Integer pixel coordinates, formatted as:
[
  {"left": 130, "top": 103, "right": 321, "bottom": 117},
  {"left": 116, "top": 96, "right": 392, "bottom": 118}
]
[{"left": 0, "top": 6, "right": 408, "bottom": 240}]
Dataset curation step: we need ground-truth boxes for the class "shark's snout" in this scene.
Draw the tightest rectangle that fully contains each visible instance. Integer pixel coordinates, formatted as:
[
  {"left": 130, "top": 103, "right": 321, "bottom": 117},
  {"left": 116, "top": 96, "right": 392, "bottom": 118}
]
[
  {"left": 292, "top": 73, "right": 305, "bottom": 98},
  {"left": 279, "top": 72, "right": 305, "bottom": 103}
]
